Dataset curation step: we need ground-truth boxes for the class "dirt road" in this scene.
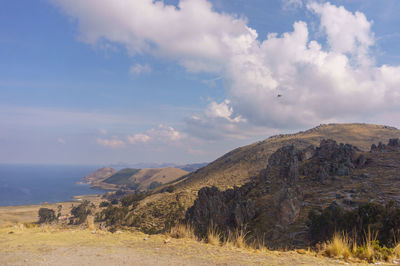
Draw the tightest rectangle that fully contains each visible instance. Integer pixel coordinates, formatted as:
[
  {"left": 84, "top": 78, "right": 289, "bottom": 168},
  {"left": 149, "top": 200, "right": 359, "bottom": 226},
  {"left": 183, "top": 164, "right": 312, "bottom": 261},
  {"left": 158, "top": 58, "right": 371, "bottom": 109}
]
[{"left": 0, "top": 225, "right": 353, "bottom": 266}]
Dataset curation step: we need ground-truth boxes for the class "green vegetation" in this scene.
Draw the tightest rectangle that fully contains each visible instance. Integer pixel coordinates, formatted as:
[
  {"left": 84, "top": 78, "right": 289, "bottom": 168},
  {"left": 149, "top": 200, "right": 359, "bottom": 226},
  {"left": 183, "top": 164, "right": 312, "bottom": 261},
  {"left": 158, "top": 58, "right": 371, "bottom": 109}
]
[
  {"left": 96, "top": 205, "right": 129, "bottom": 227},
  {"left": 103, "top": 168, "right": 140, "bottom": 186},
  {"left": 69, "top": 200, "right": 93, "bottom": 225},
  {"left": 309, "top": 202, "right": 400, "bottom": 247},
  {"left": 38, "top": 208, "right": 56, "bottom": 224},
  {"left": 148, "top": 181, "right": 162, "bottom": 190},
  {"left": 99, "top": 201, "right": 110, "bottom": 208},
  {"left": 95, "top": 192, "right": 150, "bottom": 228},
  {"left": 120, "top": 192, "right": 150, "bottom": 207}
]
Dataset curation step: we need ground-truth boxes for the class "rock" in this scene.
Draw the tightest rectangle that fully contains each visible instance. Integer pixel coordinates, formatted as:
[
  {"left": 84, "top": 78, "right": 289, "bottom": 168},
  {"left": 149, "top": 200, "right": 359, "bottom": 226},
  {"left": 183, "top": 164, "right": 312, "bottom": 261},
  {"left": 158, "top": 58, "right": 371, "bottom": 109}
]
[
  {"left": 186, "top": 138, "right": 400, "bottom": 249},
  {"left": 388, "top": 138, "right": 400, "bottom": 147}
]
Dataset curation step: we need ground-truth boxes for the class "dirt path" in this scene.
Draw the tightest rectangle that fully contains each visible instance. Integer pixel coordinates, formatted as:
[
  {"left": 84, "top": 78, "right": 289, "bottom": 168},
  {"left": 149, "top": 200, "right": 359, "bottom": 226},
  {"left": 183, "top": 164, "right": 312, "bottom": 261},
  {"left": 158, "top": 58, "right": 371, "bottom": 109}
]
[{"left": 0, "top": 225, "right": 365, "bottom": 266}]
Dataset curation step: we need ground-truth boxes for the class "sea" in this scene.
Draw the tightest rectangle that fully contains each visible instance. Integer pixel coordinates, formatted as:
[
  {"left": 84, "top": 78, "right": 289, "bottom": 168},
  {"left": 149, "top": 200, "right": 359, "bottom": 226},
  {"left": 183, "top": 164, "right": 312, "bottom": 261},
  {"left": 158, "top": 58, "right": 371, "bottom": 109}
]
[{"left": 0, "top": 164, "right": 106, "bottom": 206}]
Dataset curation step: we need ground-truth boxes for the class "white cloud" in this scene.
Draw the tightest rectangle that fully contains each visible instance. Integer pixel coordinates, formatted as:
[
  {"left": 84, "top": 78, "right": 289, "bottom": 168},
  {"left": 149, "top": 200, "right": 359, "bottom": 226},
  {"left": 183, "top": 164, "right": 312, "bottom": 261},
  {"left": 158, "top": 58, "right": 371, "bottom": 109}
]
[
  {"left": 307, "top": 2, "right": 374, "bottom": 65},
  {"left": 96, "top": 138, "right": 126, "bottom": 149},
  {"left": 282, "top": 0, "right": 303, "bottom": 10},
  {"left": 127, "top": 133, "right": 151, "bottom": 144},
  {"left": 205, "top": 100, "right": 246, "bottom": 123},
  {"left": 51, "top": 0, "right": 400, "bottom": 140},
  {"left": 127, "top": 124, "right": 184, "bottom": 145},
  {"left": 130, "top": 63, "right": 151, "bottom": 76}
]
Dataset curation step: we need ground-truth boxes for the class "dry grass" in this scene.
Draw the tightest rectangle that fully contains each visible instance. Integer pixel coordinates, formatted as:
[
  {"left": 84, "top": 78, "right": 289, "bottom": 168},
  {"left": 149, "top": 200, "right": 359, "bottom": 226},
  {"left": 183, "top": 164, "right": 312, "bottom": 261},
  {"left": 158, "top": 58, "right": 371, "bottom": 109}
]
[
  {"left": 169, "top": 223, "right": 197, "bottom": 240},
  {"left": 356, "top": 229, "right": 378, "bottom": 262},
  {"left": 223, "top": 228, "right": 249, "bottom": 249},
  {"left": 323, "top": 233, "right": 351, "bottom": 259},
  {"left": 319, "top": 229, "right": 400, "bottom": 263},
  {"left": 207, "top": 224, "right": 221, "bottom": 245}
]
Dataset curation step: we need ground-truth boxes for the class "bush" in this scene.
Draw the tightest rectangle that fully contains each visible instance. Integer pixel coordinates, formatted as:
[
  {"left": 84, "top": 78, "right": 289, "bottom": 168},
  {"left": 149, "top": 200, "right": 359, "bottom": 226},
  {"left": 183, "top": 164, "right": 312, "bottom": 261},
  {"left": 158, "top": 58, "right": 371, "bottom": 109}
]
[
  {"left": 38, "top": 208, "right": 56, "bottom": 224},
  {"left": 120, "top": 192, "right": 149, "bottom": 207},
  {"left": 111, "top": 199, "right": 119, "bottom": 205},
  {"left": 160, "top": 185, "right": 175, "bottom": 193},
  {"left": 99, "top": 201, "right": 110, "bottom": 208},
  {"left": 149, "top": 181, "right": 162, "bottom": 190},
  {"left": 96, "top": 205, "right": 129, "bottom": 226},
  {"left": 309, "top": 201, "right": 400, "bottom": 247},
  {"left": 70, "top": 200, "right": 92, "bottom": 225}
]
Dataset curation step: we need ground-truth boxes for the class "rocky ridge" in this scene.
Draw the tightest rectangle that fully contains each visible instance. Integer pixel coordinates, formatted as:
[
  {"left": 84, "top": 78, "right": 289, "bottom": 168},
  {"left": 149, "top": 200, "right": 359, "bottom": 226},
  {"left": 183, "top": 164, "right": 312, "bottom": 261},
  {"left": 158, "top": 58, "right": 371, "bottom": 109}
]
[
  {"left": 186, "top": 138, "right": 400, "bottom": 248},
  {"left": 110, "top": 124, "right": 400, "bottom": 233}
]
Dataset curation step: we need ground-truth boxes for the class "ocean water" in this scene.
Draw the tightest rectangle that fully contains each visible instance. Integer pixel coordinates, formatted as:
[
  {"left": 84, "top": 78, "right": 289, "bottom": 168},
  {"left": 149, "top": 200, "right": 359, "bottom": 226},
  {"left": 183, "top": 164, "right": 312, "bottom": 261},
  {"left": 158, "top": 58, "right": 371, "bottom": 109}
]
[{"left": 0, "top": 164, "right": 106, "bottom": 206}]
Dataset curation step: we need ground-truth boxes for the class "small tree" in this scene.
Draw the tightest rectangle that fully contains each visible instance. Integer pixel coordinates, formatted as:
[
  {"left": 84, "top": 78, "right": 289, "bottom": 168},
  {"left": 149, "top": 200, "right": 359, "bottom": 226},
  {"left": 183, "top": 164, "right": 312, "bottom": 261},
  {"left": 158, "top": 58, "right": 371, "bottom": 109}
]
[
  {"left": 69, "top": 200, "right": 92, "bottom": 225},
  {"left": 38, "top": 208, "right": 56, "bottom": 224}
]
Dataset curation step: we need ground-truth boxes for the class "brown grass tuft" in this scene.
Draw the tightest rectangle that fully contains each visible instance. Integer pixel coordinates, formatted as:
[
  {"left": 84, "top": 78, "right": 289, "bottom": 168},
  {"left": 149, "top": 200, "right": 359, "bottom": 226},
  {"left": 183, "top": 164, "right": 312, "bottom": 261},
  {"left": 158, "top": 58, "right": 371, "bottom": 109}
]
[
  {"left": 323, "top": 233, "right": 351, "bottom": 259},
  {"left": 169, "top": 223, "right": 196, "bottom": 240},
  {"left": 207, "top": 223, "right": 221, "bottom": 246}
]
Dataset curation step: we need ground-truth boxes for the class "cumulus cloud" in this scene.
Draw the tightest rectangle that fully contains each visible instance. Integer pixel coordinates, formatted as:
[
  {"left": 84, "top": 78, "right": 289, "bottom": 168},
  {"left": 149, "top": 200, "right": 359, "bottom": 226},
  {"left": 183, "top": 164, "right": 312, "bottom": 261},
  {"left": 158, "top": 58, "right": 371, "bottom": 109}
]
[
  {"left": 97, "top": 138, "right": 126, "bottom": 149},
  {"left": 127, "top": 124, "right": 184, "bottom": 144},
  {"left": 130, "top": 63, "right": 151, "bottom": 76},
  {"left": 205, "top": 100, "right": 246, "bottom": 123},
  {"left": 127, "top": 133, "right": 151, "bottom": 144},
  {"left": 308, "top": 2, "right": 374, "bottom": 65},
  {"left": 51, "top": 0, "right": 400, "bottom": 140}
]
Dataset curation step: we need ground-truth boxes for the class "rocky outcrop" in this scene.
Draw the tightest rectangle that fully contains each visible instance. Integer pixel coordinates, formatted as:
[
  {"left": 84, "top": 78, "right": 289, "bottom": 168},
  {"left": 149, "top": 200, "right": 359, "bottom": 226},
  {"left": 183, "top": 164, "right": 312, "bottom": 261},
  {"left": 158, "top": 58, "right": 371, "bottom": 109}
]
[
  {"left": 186, "top": 139, "right": 400, "bottom": 248},
  {"left": 371, "top": 138, "right": 400, "bottom": 152}
]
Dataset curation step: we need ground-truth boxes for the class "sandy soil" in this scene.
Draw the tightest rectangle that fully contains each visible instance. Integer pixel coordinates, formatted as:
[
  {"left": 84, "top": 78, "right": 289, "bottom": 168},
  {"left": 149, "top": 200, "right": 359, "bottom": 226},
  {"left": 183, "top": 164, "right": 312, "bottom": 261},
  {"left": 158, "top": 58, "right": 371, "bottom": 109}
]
[{"left": 0, "top": 224, "right": 369, "bottom": 266}]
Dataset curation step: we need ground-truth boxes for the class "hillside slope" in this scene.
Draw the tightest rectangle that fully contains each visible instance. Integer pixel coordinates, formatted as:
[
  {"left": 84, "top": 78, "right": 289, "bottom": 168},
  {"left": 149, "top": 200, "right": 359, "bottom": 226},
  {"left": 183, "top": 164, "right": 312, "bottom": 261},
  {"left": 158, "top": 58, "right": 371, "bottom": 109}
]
[
  {"left": 132, "top": 123, "right": 400, "bottom": 232},
  {"left": 88, "top": 167, "right": 188, "bottom": 191},
  {"left": 187, "top": 138, "right": 400, "bottom": 248},
  {"left": 176, "top": 123, "right": 400, "bottom": 191},
  {"left": 130, "top": 167, "right": 189, "bottom": 191}
]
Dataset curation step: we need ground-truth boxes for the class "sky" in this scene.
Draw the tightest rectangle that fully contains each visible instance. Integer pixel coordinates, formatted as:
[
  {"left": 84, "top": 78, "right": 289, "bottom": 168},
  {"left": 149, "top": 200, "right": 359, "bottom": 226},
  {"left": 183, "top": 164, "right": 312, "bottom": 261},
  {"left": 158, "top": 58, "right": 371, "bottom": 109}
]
[{"left": 1, "top": 0, "right": 400, "bottom": 165}]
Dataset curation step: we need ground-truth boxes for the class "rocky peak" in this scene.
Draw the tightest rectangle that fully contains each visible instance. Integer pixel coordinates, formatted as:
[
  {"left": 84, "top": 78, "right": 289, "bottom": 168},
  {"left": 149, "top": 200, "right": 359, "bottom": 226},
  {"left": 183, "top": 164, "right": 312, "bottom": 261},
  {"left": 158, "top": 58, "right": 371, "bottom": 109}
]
[{"left": 371, "top": 138, "right": 400, "bottom": 152}]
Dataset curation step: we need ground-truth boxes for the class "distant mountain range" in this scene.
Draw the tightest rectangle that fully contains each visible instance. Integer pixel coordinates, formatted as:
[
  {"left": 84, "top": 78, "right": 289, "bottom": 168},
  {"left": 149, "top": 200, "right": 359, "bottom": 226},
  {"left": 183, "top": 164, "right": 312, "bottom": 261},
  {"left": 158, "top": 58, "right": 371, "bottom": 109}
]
[{"left": 107, "top": 162, "right": 208, "bottom": 172}]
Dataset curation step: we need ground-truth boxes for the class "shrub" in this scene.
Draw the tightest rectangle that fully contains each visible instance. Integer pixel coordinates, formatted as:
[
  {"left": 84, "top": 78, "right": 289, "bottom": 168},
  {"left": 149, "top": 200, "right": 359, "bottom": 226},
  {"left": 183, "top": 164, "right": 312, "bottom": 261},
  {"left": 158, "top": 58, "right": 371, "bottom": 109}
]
[
  {"left": 160, "top": 185, "right": 175, "bottom": 193},
  {"left": 110, "top": 199, "right": 119, "bottom": 205},
  {"left": 99, "top": 201, "right": 110, "bottom": 208},
  {"left": 38, "top": 208, "right": 56, "bottom": 224},
  {"left": 149, "top": 181, "right": 162, "bottom": 190},
  {"left": 308, "top": 201, "right": 400, "bottom": 247},
  {"left": 120, "top": 192, "right": 149, "bottom": 207},
  {"left": 70, "top": 200, "right": 92, "bottom": 225},
  {"left": 96, "top": 205, "right": 129, "bottom": 226}
]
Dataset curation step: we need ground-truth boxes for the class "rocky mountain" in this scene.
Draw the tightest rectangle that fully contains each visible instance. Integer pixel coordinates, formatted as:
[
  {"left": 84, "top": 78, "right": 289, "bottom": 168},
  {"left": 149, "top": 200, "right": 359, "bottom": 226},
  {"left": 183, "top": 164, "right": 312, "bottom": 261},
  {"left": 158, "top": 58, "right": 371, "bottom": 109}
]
[
  {"left": 186, "top": 138, "right": 400, "bottom": 248},
  {"left": 130, "top": 123, "right": 400, "bottom": 233}
]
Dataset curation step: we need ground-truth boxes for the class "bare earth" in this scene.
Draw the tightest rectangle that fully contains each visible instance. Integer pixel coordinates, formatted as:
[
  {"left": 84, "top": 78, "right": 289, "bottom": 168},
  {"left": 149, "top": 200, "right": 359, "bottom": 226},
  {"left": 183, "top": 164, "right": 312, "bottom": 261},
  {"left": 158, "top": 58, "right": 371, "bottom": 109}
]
[{"left": 0, "top": 225, "right": 360, "bottom": 266}]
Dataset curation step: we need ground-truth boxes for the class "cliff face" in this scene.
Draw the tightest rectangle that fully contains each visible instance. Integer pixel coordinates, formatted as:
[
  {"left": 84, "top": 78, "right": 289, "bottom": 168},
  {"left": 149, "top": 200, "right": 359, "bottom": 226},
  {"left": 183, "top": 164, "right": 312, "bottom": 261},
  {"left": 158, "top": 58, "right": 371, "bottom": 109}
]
[{"left": 186, "top": 139, "right": 400, "bottom": 248}]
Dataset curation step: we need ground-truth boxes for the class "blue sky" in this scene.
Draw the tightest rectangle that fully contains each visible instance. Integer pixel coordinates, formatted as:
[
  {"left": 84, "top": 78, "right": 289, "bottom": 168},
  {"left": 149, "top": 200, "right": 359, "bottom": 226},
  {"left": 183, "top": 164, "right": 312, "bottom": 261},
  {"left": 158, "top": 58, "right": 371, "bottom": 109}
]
[{"left": 1, "top": 0, "right": 400, "bottom": 165}]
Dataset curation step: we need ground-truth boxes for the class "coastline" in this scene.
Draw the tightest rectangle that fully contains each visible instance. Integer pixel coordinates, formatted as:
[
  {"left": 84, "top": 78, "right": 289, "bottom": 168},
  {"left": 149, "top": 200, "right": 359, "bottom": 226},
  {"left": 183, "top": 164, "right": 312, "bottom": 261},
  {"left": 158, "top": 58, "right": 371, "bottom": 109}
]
[{"left": 0, "top": 194, "right": 103, "bottom": 226}]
